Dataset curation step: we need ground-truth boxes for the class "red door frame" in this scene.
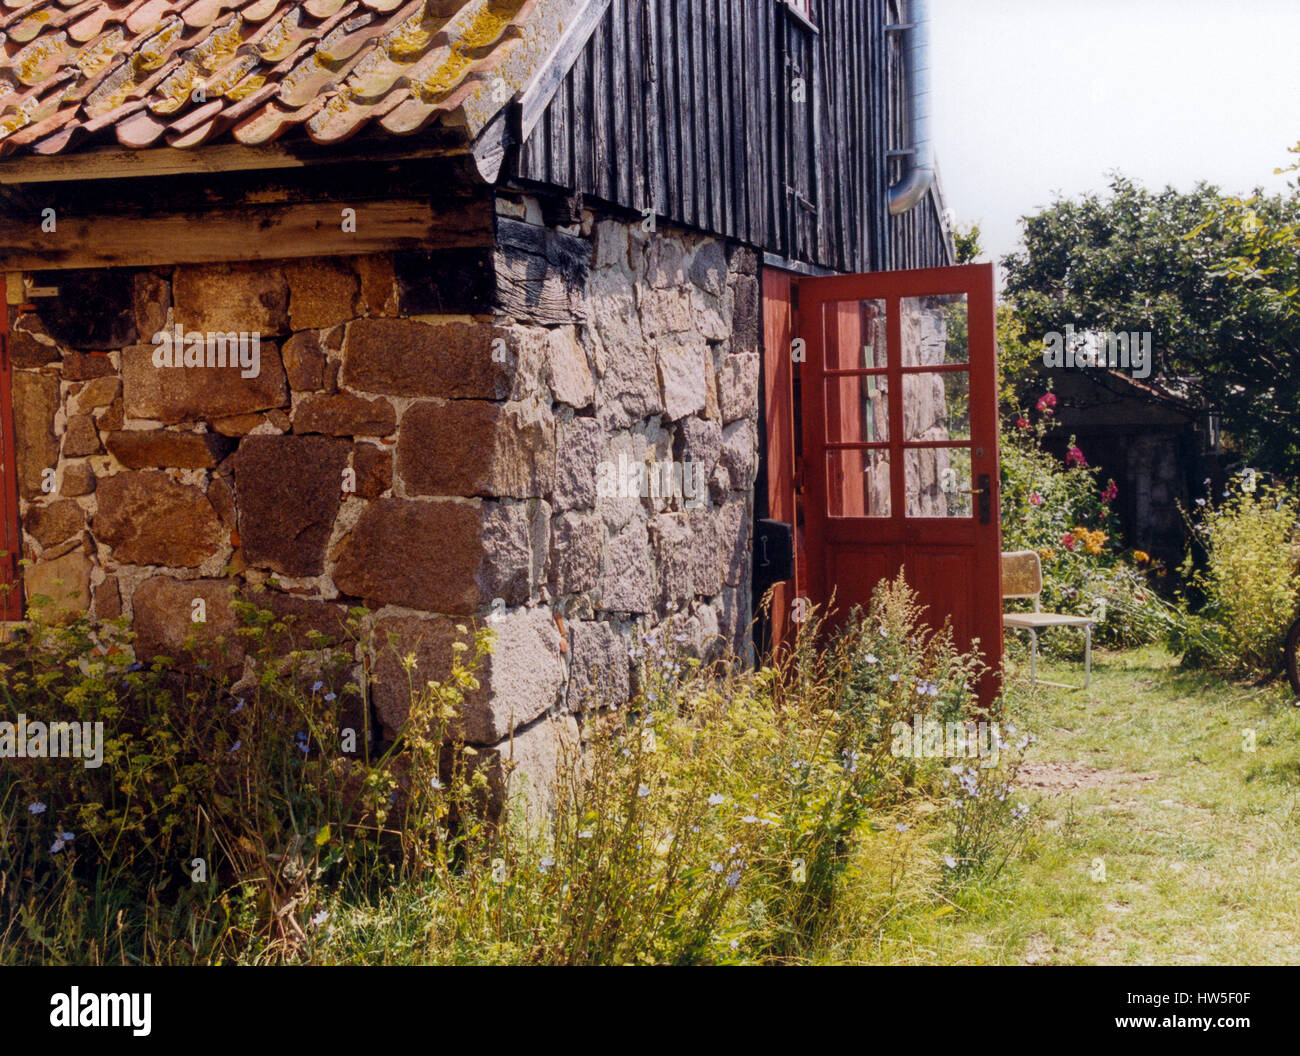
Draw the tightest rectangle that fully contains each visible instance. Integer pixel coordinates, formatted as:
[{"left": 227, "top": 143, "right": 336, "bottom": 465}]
[
  {"left": 784, "top": 262, "right": 1003, "bottom": 702},
  {"left": 0, "top": 297, "right": 24, "bottom": 621}
]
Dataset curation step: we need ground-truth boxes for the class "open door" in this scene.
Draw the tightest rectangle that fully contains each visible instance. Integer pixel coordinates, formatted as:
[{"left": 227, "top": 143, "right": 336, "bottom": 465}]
[{"left": 794, "top": 263, "right": 1003, "bottom": 702}]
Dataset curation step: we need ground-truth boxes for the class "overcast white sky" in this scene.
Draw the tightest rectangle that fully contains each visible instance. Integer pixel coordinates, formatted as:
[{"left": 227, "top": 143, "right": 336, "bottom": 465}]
[{"left": 930, "top": 0, "right": 1300, "bottom": 265}]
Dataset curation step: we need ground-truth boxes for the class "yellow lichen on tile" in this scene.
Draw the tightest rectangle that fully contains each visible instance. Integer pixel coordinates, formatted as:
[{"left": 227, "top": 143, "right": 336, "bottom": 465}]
[
  {"left": 16, "top": 33, "right": 70, "bottom": 87},
  {"left": 410, "top": 46, "right": 469, "bottom": 102},
  {"left": 149, "top": 64, "right": 202, "bottom": 114},
  {"left": 223, "top": 70, "right": 268, "bottom": 102},
  {"left": 189, "top": 17, "right": 244, "bottom": 73},
  {"left": 75, "top": 31, "right": 124, "bottom": 79},
  {"left": 133, "top": 18, "right": 185, "bottom": 72}
]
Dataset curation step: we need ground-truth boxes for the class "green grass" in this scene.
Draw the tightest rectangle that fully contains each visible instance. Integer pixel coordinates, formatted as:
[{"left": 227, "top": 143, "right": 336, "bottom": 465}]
[{"left": 858, "top": 645, "right": 1300, "bottom": 965}]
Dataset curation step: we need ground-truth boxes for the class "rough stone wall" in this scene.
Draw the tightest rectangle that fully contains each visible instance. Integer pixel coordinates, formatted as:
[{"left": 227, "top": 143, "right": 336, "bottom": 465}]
[{"left": 8, "top": 205, "right": 760, "bottom": 805}]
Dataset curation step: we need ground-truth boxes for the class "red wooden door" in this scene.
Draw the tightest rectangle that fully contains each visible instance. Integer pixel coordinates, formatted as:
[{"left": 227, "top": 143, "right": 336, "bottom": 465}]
[
  {"left": 0, "top": 301, "right": 23, "bottom": 621},
  {"left": 797, "top": 263, "right": 1003, "bottom": 701}
]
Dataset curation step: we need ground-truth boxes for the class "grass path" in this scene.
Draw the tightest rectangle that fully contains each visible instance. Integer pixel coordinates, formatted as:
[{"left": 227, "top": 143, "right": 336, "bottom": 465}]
[{"left": 872, "top": 645, "right": 1300, "bottom": 965}]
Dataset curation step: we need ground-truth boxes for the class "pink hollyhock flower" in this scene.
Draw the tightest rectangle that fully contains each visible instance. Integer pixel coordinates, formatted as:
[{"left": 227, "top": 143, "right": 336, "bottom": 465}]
[
  {"left": 1066, "top": 445, "right": 1087, "bottom": 468},
  {"left": 1101, "top": 480, "right": 1118, "bottom": 503},
  {"left": 1016, "top": 417, "right": 1030, "bottom": 430},
  {"left": 1035, "top": 393, "right": 1057, "bottom": 413},
  {"left": 1061, "top": 532, "right": 1076, "bottom": 551},
  {"left": 1029, "top": 492, "right": 1043, "bottom": 507}
]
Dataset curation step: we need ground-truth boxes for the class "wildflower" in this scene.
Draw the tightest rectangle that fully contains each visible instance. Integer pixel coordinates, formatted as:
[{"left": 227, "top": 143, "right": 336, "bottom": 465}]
[
  {"left": 1016, "top": 417, "right": 1030, "bottom": 430},
  {"left": 230, "top": 740, "right": 242, "bottom": 755},
  {"left": 725, "top": 871, "right": 742, "bottom": 890},
  {"left": 51, "top": 837, "right": 68, "bottom": 853},
  {"left": 539, "top": 857, "right": 555, "bottom": 871},
  {"left": 1101, "top": 480, "right": 1118, "bottom": 504},
  {"left": 943, "top": 855, "right": 959, "bottom": 869},
  {"left": 28, "top": 802, "right": 46, "bottom": 815},
  {"left": 1035, "top": 392, "right": 1057, "bottom": 415},
  {"left": 430, "top": 777, "right": 444, "bottom": 791},
  {"left": 729, "top": 939, "right": 739, "bottom": 950},
  {"left": 895, "top": 823, "right": 909, "bottom": 833},
  {"left": 1133, "top": 550, "right": 1150, "bottom": 564},
  {"left": 637, "top": 784, "right": 651, "bottom": 798},
  {"left": 842, "top": 750, "right": 859, "bottom": 774},
  {"left": 710, "top": 862, "right": 724, "bottom": 873},
  {"left": 741, "top": 815, "right": 760, "bottom": 824},
  {"left": 310, "top": 911, "right": 330, "bottom": 928},
  {"left": 126, "top": 662, "right": 144, "bottom": 673},
  {"left": 1011, "top": 804, "right": 1029, "bottom": 822},
  {"left": 578, "top": 829, "right": 593, "bottom": 839},
  {"left": 863, "top": 653, "right": 879, "bottom": 665},
  {"left": 312, "top": 681, "right": 324, "bottom": 693},
  {"left": 324, "top": 692, "right": 336, "bottom": 702},
  {"left": 295, "top": 731, "right": 311, "bottom": 756},
  {"left": 888, "top": 673, "right": 901, "bottom": 683},
  {"left": 232, "top": 698, "right": 246, "bottom": 713},
  {"left": 1029, "top": 491, "right": 1043, "bottom": 507},
  {"left": 708, "top": 793, "right": 726, "bottom": 806},
  {"left": 1066, "top": 445, "right": 1087, "bottom": 468},
  {"left": 1061, "top": 532, "right": 1076, "bottom": 551}
]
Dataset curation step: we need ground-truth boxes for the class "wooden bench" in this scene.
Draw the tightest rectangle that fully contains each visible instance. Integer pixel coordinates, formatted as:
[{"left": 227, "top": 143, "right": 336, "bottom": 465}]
[{"left": 1002, "top": 549, "right": 1095, "bottom": 689}]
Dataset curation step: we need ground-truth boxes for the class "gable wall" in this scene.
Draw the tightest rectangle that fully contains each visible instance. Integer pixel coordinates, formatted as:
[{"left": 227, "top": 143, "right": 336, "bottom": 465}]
[{"left": 516, "top": 0, "right": 953, "bottom": 272}]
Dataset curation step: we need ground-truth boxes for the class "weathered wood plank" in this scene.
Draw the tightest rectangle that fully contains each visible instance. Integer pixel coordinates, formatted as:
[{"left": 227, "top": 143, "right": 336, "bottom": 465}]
[
  {"left": 610, "top": 0, "right": 631, "bottom": 206},
  {"left": 0, "top": 139, "right": 465, "bottom": 186},
  {"left": 0, "top": 197, "right": 491, "bottom": 270}
]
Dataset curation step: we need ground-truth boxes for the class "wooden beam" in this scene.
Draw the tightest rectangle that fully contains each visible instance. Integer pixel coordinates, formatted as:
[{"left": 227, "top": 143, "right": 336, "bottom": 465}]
[
  {"left": 0, "top": 198, "right": 492, "bottom": 270},
  {"left": 0, "top": 139, "right": 467, "bottom": 187}
]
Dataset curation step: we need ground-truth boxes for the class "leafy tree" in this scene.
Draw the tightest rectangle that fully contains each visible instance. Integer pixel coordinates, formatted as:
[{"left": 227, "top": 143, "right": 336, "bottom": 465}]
[
  {"left": 1001, "top": 172, "right": 1300, "bottom": 474},
  {"left": 953, "top": 222, "right": 983, "bottom": 264}
]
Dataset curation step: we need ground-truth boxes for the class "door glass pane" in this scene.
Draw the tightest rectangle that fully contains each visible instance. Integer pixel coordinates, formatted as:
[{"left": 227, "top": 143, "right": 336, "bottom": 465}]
[
  {"left": 900, "top": 294, "right": 968, "bottom": 366},
  {"left": 903, "top": 371, "right": 970, "bottom": 441},
  {"left": 822, "top": 299, "right": 888, "bottom": 371},
  {"left": 827, "top": 448, "right": 891, "bottom": 517},
  {"left": 825, "top": 373, "right": 889, "bottom": 443},
  {"left": 905, "top": 447, "right": 973, "bottom": 518}
]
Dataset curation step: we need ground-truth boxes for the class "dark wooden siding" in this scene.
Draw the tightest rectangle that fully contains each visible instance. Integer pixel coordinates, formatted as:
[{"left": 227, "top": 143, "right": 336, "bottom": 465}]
[{"left": 515, "top": 0, "right": 953, "bottom": 273}]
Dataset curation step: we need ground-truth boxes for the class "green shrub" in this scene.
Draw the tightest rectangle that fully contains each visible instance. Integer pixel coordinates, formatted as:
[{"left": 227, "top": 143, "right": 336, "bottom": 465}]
[
  {"left": 0, "top": 596, "right": 487, "bottom": 964},
  {"left": 1174, "top": 477, "right": 1300, "bottom": 677}
]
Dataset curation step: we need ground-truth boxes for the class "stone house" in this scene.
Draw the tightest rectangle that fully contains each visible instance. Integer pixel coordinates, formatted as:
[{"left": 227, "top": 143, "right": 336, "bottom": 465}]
[{"left": 0, "top": 0, "right": 958, "bottom": 791}]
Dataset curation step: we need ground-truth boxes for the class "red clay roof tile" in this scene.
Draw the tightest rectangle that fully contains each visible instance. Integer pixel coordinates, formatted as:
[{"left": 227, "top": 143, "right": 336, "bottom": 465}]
[{"left": 0, "top": 0, "right": 559, "bottom": 158}]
